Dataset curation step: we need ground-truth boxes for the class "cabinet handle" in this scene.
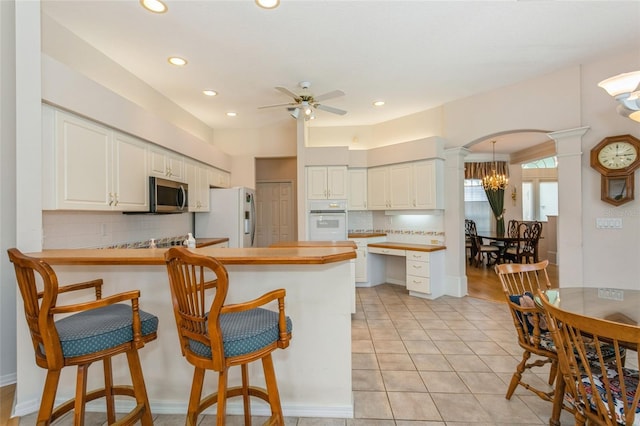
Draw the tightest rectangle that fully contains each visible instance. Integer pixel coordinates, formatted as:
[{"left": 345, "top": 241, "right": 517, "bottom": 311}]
[
  {"left": 412, "top": 265, "right": 422, "bottom": 270},
  {"left": 114, "top": 193, "right": 118, "bottom": 206},
  {"left": 108, "top": 192, "right": 114, "bottom": 206}
]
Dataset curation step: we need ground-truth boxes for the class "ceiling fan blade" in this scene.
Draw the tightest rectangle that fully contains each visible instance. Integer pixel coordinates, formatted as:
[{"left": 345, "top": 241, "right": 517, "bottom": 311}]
[
  {"left": 275, "top": 86, "right": 300, "bottom": 100},
  {"left": 313, "top": 90, "right": 345, "bottom": 102},
  {"left": 258, "top": 102, "right": 297, "bottom": 110},
  {"left": 315, "top": 104, "right": 347, "bottom": 115}
]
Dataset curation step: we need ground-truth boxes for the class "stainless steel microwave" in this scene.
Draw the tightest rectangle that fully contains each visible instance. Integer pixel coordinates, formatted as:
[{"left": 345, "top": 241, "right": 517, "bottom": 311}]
[{"left": 149, "top": 176, "right": 188, "bottom": 213}]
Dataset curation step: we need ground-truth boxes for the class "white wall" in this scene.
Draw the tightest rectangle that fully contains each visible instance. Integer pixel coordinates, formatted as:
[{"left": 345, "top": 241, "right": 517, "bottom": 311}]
[{"left": 0, "top": 0, "right": 18, "bottom": 386}]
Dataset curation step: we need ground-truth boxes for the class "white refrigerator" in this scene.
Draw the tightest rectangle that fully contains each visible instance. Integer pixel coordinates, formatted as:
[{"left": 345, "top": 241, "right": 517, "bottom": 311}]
[{"left": 195, "top": 187, "right": 256, "bottom": 248}]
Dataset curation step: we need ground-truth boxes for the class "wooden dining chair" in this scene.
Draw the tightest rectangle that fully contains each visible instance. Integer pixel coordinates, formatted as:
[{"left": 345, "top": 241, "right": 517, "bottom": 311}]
[
  {"left": 504, "top": 221, "right": 542, "bottom": 264},
  {"left": 539, "top": 293, "right": 640, "bottom": 426},
  {"left": 464, "top": 219, "right": 477, "bottom": 265},
  {"left": 164, "top": 247, "right": 292, "bottom": 426},
  {"left": 495, "top": 260, "right": 559, "bottom": 402},
  {"left": 7, "top": 248, "right": 158, "bottom": 425},
  {"left": 467, "top": 221, "right": 500, "bottom": 267}
]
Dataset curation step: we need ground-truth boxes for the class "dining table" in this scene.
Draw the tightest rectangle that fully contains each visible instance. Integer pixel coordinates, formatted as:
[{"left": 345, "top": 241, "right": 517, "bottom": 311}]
[
  {"left": 475, "top": 231, "right": 523, "bottom": 264},
  {"left": 540, "top": 287, "right": 640, "bottom": 426}
]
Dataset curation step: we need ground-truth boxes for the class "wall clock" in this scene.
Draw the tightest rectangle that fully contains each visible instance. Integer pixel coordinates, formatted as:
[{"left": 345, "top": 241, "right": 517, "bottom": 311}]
[{"left": 590, "top": 134, "right": 640, "bottom": 206}]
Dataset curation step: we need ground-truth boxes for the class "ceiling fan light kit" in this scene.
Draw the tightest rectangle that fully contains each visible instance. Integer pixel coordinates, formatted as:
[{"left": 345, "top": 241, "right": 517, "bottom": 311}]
[
  {"left": 258, "top": 81, "right": 347, "bottom": 120},
  {"left": 598, "top": 71, "right": 640, "bottom": 122}
]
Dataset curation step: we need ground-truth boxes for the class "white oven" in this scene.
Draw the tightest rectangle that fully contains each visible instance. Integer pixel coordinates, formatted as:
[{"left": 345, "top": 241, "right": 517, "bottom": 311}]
[{"left": 308, "top": 200, "right": 347, "bottom": 241}]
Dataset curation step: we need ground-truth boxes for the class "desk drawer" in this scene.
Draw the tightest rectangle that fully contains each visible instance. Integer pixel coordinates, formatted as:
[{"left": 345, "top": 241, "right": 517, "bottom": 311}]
[
  {"left": 407, "top": 275, "right": 430, "bottom": 293},
  {"left": 406, "top": 251, "right": 429, "bottom": 262},
  {"left": 406, "top": 260, "right": 429, "bottom": 277},
  {"left": 368, "top": 247, "right": 405, "bottom": 257}
]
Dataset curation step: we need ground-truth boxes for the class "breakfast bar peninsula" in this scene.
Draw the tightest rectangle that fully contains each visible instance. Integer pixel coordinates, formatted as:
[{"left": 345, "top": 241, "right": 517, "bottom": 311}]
[{"left": 15, "top": 246, "right": 356, "bottom": 419}]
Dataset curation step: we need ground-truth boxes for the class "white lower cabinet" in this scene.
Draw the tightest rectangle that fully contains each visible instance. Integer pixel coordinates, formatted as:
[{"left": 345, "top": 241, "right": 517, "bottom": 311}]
[
  {"left": 405, "top": 249, "right": 445, "bottom": 299},
  {"left": 351, "top": 237, "right": 386, "bottom": 286},
  {"left": 406, "top": 251, "right": 430, "bottom": 294}
]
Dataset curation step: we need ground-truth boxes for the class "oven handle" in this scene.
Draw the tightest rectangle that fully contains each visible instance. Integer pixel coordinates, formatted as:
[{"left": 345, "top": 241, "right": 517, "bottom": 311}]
[{"left": 309, "top": 210, "right": 346, "bottom": 214}]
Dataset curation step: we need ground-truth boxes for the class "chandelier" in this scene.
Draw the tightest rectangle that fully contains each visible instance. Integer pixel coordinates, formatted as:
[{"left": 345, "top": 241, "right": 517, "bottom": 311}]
[
  {"left": 597, "top": 71, "right": 640, "bottom": 123},
  {"left": 482, "top": 140, "right": 509, "bottom": 191}
]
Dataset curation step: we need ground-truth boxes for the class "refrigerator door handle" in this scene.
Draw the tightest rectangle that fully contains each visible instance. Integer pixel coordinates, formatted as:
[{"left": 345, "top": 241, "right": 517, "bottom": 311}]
[{"left": 250, "top": 194, "right": 256, "bottom": 247}]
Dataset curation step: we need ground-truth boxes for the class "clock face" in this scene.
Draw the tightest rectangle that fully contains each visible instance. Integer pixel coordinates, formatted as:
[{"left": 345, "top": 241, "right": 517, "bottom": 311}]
[{"left": 597, "top": 141, "right": 638, "bottom": 170}]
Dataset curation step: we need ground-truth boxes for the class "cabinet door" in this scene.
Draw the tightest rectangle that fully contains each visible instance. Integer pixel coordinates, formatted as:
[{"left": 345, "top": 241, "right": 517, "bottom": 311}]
[
  {"left": 327, "top": 166, "right": 348, "bottom": 199},
  {"left": 348, "top": 169, "right": 368, "bottom": 210},
  {"left": 367, "top": 167, "right": 388, "bottom": 210},
  {"left": 354, "top": 244, "right": 367, "bottom": 282},
  {"left": 149, "top": 146, "right": 184, "bottom": 182},
  {"left": 413, "top": 160, "right": 436, "bottom": 209},
  {"left": 197, "top": 165, "right": 210, "bottom": 211},
  {"left": 166, "top": 152, "right": 184, "bottom": 181},
  {"left": 149, "top": 147, "right": 169, "bottom": 178},
  {"left": 307, "top": 167, "right": 328, "bottom": 199},
  {"left": 112, "top": 132, "right": 149, "bottom": 211},
  {"left": 186, "top": 161, "right": 210, "bottom": 212},
  {"left": 389, "top": 163, "right": 413, "bottom": 209},
  {"left": 55, "top": 111, "right": 112, "bottom": 210}
]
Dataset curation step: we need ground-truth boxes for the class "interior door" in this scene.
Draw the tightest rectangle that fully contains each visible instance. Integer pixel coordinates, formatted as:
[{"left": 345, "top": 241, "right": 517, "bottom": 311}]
[{"left": 255, "top": 181, "right": 295, "bottom": 247}]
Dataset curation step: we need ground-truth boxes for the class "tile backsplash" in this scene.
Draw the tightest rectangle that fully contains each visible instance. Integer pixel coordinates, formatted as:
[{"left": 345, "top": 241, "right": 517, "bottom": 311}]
[
  {"left": 348, "top": 210, "right": 445, "bottom": 245},
  {"left": 43, "top": 211, "right": 192, "bottom": 249}
]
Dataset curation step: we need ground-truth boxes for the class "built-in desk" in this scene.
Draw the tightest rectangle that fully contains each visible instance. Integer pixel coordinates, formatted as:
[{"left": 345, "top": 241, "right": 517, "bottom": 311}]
[{"left": 366, "top": 242, "right": 446, "bottom": 299}]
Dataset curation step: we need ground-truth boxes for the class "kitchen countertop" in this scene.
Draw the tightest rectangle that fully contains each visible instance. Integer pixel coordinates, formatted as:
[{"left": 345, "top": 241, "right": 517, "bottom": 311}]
[
  {"left": 195, "top": 237, "right": 229, "bottom": 248},
  {"left": 269, "top": 240, "right": 357, "bottom": 249},
  {"left": 26, "top": 246, "right": 356, "bottom": 266},
  {"left": 348, "top": 233, "right": 386, "bottom": 238},
  {"left": 367, "top": 242, "right": 446, "bottom": 252}
]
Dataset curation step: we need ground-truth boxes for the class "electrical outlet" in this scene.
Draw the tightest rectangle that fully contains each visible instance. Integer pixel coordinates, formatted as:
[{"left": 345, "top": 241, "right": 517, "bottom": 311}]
[
  {"left": 598, "top": 288, "right": 624, "bottom": 301},
  {"left": 596, "top": 218, "right": 622, "bottom": 229}
]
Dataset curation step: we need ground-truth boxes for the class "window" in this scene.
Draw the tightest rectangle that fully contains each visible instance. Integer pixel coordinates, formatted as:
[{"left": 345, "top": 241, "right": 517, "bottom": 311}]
[
  {"left": 464, "top": 179, "right": 492, "bottom": 232},
  {"left": 521, "top": 157, "right": 558, "bottom": 221}
]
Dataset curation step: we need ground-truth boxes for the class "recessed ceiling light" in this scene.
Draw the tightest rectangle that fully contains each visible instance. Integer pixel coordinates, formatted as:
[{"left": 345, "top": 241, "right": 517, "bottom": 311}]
[
  {"left": 226, "top": 112, "right": 237, "bottom": 117},
  {"left": 255, "top": 0, "right": 280, "bottom": 9},
  {"left": 373, "top": 100, "right": 385, "bottom": 107},
  {"left": 140, "top": 0, "right": 167, "bottom": 13},
  {"left": 203, "top": 90, "right": 218, "bottom": 97},
  {"left": 168, "top": 57, "right": 187, "bottom": 66}
]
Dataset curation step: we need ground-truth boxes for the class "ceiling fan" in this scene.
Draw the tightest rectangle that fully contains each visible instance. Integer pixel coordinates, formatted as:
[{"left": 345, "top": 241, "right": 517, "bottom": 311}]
[{"left": 258, "top": 81, "right": 347, "bottom": 120}]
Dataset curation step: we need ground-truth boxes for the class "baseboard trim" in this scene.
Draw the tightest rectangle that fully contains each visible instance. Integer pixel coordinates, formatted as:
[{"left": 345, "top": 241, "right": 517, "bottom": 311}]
[{"left": 0, "top": 373, "right": 17, "bottom": 387}]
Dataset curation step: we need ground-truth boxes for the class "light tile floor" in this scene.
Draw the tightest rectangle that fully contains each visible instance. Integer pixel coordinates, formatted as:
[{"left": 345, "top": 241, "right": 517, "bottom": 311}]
[{"left": 21, "top": 284, "right": 635, "bottom": 425}]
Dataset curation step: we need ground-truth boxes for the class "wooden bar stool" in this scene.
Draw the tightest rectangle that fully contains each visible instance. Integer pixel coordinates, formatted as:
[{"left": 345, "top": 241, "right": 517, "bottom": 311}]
[
  {"left": 164, "top": 247, "right": 292, "bottom": 426},
  {"left": 8, "top": 248, "right": 158, "bottom": 425}
]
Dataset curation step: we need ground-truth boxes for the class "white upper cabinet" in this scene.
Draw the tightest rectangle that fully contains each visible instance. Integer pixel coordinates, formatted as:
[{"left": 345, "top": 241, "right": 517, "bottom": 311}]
[
  {"left": 367, "top": 166, "right": 390, "bottom": 210},
  {"left": 111, "top": 132, "right": 150, "bottom": 211},
  {"left": 366, "top": 160, "right": 444, "bottom": 211},
  {"left": 209, "top": 167, "right": 230, "bottom": 188},
  {"left": 412, "top": 159, "right": 444, "bottom": 209},
  {"left": 185, "top": 160, "right": 210, "bottom": 212},
  {"left": 389, "top": 163, "right": 413, "bottom": 209},
  {"left": 44, "top": 109, "right": 148, "bottom": 211},
  {"left": 307, "top": 166, "right": 348, "bottom": 199},
  {"left": 347, "top": 169, "right": 367, "bottom": 210},
  {"left": 149, "top": 145, "right": 184, "bottom": 182}
]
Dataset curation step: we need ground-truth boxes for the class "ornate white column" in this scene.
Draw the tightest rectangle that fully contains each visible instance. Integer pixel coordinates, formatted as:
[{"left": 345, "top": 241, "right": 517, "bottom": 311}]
[
  {"left": 548, "top": 126, "right": 590, "bottom": 287},
  {"left": 444, "top": 146, "right": 471, "bottom": 297}
]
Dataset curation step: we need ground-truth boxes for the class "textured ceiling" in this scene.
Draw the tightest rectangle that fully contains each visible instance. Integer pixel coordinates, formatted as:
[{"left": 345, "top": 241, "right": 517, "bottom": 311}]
[{"left": 41, "top": 0, "right": 640, "bottom": 153}]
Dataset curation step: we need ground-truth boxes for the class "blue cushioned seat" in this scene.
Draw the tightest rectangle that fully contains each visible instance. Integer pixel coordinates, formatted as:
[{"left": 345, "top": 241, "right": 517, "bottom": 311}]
[
  {"left": 53, "top": 304, "right": 159, "bottom": 358},
  {"left": 189, "top": 308, "right": 292, "bottom": 358}
]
